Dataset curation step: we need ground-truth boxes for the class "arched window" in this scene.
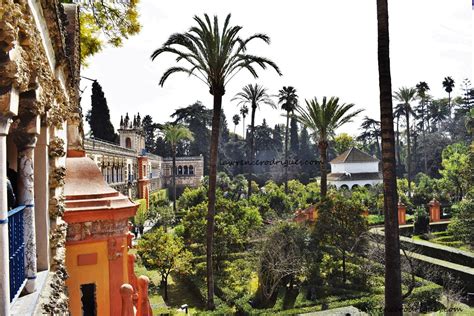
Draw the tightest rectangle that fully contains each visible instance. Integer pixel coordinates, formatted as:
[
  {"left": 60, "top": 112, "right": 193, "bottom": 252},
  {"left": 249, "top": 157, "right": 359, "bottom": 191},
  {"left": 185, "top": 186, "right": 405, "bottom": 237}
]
[
  {"left": 189, "top": 165, "right": 194, "bottom": 175},
  {"left": 184, "top": 166, "right": 188, "bottom": 175},
  {"left": 177, "top": 166, "right": 183, "bottom": 175},
  {"left": 351, "top": 184, "right": 359, "bottom": 190},
  {"left": 364, "top": 184, "right": 372, "bottom": 188},
  {"left": 340, "top": 184, "right": 349, "bottom": 190},
  {"left": 125, "top": 137, "right": 132, "bottom": 149}
]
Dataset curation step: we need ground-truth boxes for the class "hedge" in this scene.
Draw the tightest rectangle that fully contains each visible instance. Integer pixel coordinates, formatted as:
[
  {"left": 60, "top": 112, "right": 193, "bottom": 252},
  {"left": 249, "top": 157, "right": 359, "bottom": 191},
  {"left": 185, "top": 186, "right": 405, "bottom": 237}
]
[{"left": 150, "top": 189, "right": 168, "bottom": 201}]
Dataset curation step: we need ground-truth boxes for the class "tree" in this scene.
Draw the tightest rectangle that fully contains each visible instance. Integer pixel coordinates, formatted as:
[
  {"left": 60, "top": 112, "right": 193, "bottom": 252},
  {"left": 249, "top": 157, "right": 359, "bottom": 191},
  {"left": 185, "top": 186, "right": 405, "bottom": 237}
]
[
  {"left": 273, "top": 124, "right": 284, "bottom": 153},
  {"left": 137, "top": 228, "right": 192, "bottom": 301},
  {"left": 295, "top": 97, "right": 362, "bottom": 197},
  {"left": 334, "top": 133, "right": 355, "bottom": 155},
  {"left": 416, "top": 82, "right": 430, "bottom": 173},
  {"left": 66, "top": 0, "right": 141, "bottom": 64},
  {"left": 393, "top": 87, "right": 417, "bottom": 197},
  {"left": 442, "top": 76, "right": 455, "bottom": 110},
  {"left": 290, "top": 116, "right": 300, "bottom": 157},
  {"left": 359, "top": 116, "right": 381, "bottom": 158},
  {"left": 278, "top": 86, "right": 298, "bottom": 193},
  {"left": 393, "top": 104, "right": 405, "bottom": 174},
  {"left": 86, "top": 80, "right": 117, "bottom": 142},
  {"left": 439, "top": 143, "right": 470, "bottom": 202},
  {"left": 232, "top": 84, "right": 276, "bottom": 198},
  {"left": 377, "top": 0, "right": 403, "bottom": 312},
  {"left": 162, "top": 124, "right": 194, "bottom": 212},
  {"left": 232, "top": 114, "right": 240, "bottom": 136},
  {"left": 142, "top": 115, "right": 157, "bottom": 152},
  {"left": 240, "top": 105, "right": 249, "bottom": 139},
  {"left": 313, "top": 194, "right": 368, "bottom": 284},
  {"left": 151, "top": 14, "right": 281, "bottom": 309}
]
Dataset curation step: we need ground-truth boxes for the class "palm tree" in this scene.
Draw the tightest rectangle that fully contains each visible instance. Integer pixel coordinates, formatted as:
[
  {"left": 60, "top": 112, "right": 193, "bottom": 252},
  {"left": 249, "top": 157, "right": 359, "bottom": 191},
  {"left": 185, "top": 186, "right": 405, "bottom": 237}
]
[
  {"left": 359, "top": 116, "right": 381, "bottom": 158},
  {"left": 232, "top": 84, "right": 275, "bottom": 197},
  {"left": 393, "top": 87, "right": 417, "bottom": 197},
  {"left": 377, "top": 0, "right": 403, "bottom": 313},
  {"left": 393, "top": 104, "right": 405, "bottom": 175},
  {"left": 295, "top": 97, "right": 362, "bottom": 197},
  {"left": 278, "top": 86, "right": 298, "bottom": 193},
  {"left": 240, "top": 105, "right": 249, "bottom": 139},
  {"left": 232, "top": 114, "right": 240, "bottom": 136},
  {"left": 162, "top": 123, "right": 194, "bottom": 213},
  {"left": 416, "top": 81, "right": 430, "bottom": 173},
  {"left": 442, "top": 76, "right": 455, "bottom": 110},
  {"left": 151, "top": 14, "right": 280, "bottom": 309}
]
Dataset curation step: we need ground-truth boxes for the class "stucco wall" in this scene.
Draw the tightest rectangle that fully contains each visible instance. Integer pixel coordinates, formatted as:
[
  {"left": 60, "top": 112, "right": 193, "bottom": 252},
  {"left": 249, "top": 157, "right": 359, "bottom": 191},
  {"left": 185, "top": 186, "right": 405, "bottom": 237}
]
[{"left": 331, "top": 161, "right": 379, "bottom": 174}]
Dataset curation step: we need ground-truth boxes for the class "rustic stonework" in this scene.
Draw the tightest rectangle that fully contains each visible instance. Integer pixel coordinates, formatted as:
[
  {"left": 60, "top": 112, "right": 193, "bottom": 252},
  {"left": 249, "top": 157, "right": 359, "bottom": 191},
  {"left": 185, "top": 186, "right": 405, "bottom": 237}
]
[{"left": 66, "top": 218, "right": 129, "bottom": 243}]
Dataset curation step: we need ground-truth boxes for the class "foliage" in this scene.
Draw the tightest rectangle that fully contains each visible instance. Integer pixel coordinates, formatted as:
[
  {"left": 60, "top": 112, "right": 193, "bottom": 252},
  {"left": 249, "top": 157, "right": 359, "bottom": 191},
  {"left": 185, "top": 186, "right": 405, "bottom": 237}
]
[
  {"left": 148, "top": 196, "right": 174, "bottom": 228},
  {"left": 333, "top": 133, "right": 355, "bottom": 155},
  {"left": 137, "top": 227, "right": 193, "bottom": 301},
  {"left": 68, "top": 0, "right": 141, "bottom": 64},
  {"left": 133, "top": 198, "right": 147, "bottom": 234},
  {"left": 86, "top": 81, "right": 117, "bottom": 142},
  {"left": 438, "top": 143, "right": 470, "bottom": 201},
  {"left": 447, "top": 199, "right": 474, "bottom": 248},
  {"left": 413, "top": 206, "right": 430, "bottom": 235}
]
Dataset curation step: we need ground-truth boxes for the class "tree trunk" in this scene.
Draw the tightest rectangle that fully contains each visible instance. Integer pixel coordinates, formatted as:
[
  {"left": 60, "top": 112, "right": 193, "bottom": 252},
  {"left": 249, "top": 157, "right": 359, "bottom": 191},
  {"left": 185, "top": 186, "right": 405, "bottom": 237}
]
[
  {"left": 396, "top": 117, "right": 401, "bottom": 174},
  {"left": 377, "top": 0, "right": 403, "bottom": 314},
  {"left": 206, "top": 92, "right": 223, "bottom": 310},
  {"left": 405, "top": 111, "right": 412, "bottom": 197},
  {"left": 242, "top": 116, "right": 246, "bottom": 140},
  {"left": 247, "top": 103, "right": 257, "bottom": 198},
  {"left": 172, "top": 148, "right": 177, "bottom": 213},
  {"left": 162, "top": 276, "right": 169, "bottom": 302},
  {"left": 284, "top": 112, "right": 290, "bottom": 193},
  {"left": 318, "top": 140, "right": 328, "bottom": 197}
]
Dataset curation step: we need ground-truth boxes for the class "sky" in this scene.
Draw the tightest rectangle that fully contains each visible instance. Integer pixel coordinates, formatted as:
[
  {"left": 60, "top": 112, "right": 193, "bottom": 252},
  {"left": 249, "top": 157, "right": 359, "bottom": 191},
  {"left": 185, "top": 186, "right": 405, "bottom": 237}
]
[{"left": 80, "top": 0, "right": 472, "bottom": 138}]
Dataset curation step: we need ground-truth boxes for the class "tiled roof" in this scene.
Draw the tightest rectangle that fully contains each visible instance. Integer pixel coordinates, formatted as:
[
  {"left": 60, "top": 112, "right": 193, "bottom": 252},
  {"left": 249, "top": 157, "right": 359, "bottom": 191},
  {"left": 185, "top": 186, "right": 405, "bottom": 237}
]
[
  {"left": 328, "top": 172, "right": 382, "bottom": 181},
  {"left": 330, "top": 147, "right": 379, "bottom": 163}
]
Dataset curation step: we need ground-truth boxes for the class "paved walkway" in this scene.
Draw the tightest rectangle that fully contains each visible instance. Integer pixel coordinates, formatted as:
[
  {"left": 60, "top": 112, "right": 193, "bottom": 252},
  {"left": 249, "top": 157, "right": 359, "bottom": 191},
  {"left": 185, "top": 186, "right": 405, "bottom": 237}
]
[{"left": 300, "top": 306, "right": 367, "bottom": 316}]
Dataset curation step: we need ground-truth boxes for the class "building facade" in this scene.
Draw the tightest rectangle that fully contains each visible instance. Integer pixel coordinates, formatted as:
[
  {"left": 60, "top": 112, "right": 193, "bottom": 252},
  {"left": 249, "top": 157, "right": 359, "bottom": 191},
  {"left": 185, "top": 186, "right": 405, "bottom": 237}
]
[
  {"left": 84, "top": 116, "right": 204, "bottom": 205},
  {"left": 328, "top": 147, "right": 383, "bottom": 189}
]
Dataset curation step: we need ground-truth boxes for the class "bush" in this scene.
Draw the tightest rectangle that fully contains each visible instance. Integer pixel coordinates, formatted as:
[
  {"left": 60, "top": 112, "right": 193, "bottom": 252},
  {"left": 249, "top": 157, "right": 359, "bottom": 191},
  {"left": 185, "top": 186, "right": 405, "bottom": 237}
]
[
  {"left": 448, "top": 199, "right": 474, "bottom": 248},
  {"left": 413, "top": 206, "right": 430, "bottom": 235},
  {"left": 404, "top": 283, "right": 442, "bottom": 313}
]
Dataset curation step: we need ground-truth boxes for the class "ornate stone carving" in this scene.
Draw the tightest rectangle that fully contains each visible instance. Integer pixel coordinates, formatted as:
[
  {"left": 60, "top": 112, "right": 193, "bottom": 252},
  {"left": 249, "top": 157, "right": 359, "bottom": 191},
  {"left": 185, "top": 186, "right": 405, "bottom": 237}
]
[
  {"left": 49, "top": 194, "right": 65, "bottom": 219},
  {"left": 108, "top": 237, "right": 124, "bottom": 261},
  {"left": 49, "top": 136, "right": 65, "bottom": 158},
  {"left": 50, "top": 166, "right": 66, "bottom": 188}
]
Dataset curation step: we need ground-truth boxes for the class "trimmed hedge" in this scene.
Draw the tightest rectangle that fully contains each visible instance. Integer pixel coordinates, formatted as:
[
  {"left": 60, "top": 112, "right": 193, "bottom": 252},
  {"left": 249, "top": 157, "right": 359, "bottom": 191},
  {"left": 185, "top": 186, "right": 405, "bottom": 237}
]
[{"left": 150, "top": 188, "right": 168, "bottom": 201}]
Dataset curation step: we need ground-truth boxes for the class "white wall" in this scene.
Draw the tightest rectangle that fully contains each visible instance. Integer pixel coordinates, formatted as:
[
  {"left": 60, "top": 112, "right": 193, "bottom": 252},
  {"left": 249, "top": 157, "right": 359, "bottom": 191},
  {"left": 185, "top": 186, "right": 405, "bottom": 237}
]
[
  {"left": 330, "top": 161, "right": 379, "bottom": 174},
  {"left": 329, "top": 179, "right": 383, "bottom": 189}
]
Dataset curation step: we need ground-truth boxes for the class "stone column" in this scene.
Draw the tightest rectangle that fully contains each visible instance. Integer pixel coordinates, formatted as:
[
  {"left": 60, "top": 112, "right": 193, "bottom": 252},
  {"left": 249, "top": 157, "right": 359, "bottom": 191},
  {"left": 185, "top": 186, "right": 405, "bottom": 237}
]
[
  {"left": 0, "top": 86, "right": 19, "bottom": 314},
  {"left": 34, "top": 122, "right": 50, "bottom": 270},
  {"left": 14, "top": 115, "right": 40, "bottom": 293},
  {"left": 397, "top": 202, "right": 406, "bottom": 225}
]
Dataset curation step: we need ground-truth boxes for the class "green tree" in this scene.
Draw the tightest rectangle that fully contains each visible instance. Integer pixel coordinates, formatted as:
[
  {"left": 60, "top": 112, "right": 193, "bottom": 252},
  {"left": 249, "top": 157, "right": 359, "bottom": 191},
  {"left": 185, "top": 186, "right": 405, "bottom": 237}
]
[
  {"left": 273, "top": 124, "right": 284, "bottom": 153},
  {"left": 290, "top": 116, "right": 299, "bottom": 157},
  {"left": 313, "top": 194, "right": 368, "bottom": 284},
  {"left": 142, "top": 115, "right": 156, "bottom": 152},
  {"left": 393, "top": 103, "right": 405, "bottom": 175},
  {"left": 442, "top": 76, "right": 455, "bottom": 109},
  {"left": 439, "top": 143, "right": 470, "bottom": 201},
  {"left": 416, "top": 82, "right": 430, "bottom": 173},
  {"left": 377, "top": 0, "right": 403, "bottom": 312},
  {"left": 66, "top": 0, "right": 141, "bottom": 64},
  {"left": 151, "top": 15, "right": 281, "bottom": 308},
  {"left": 295, "top": 97, "right": 362, "bottom": 197},
  {"left": 232, "top": 84, "right": 276, "bottom": 198},
  {"left": 393, "top": 87, "right": 417, "bottom": 197},
  {"left": 278, "top": 86, "right": 298, "bottom": 193},
  {"left": 162, "top": 124, "right": 194, "bottom": 212},
  {"left": 232, "top": 114, "right": 240, "bottom": 136},
  {"left": 334, "top": 133, "right": 355, "bottom": 155},
  {"left": 86, "top": 80, "right": 117, "bottom": 142},
  {"left": 137, "top": 228, "right": 192, "bottom": 301},
  {"left": 359, "top": 116, "right": 381, "bottom": 158}
]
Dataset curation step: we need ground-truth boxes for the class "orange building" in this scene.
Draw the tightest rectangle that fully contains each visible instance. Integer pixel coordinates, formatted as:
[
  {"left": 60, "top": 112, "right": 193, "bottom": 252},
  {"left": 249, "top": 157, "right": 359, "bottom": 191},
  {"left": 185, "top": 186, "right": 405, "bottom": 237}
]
[{"left": 63, "top": 154, "right": 138, "bottom": 315}]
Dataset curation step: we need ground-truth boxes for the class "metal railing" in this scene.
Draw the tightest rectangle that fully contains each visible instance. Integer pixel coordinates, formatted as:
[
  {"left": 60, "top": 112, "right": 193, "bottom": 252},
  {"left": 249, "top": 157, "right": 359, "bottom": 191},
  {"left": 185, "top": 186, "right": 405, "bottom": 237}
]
[{"left": 8, "top": 205, "right": 26, "bottom": 302}]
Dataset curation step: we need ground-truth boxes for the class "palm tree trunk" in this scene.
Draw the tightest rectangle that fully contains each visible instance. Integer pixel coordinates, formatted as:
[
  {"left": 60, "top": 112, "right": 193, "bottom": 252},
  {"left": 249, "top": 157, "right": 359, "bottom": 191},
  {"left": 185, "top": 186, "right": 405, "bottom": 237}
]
[
  {"left": 318, "top": 140, "right": 328, "bottom": 197},
  {"left": 206, "top": 92, "right": 223, "bottom": 310},
  {"left": 405, "top": 112, "right": 412, "bottom": 197},
  {"left": 377, "top": 0, "right": 403, "bottom": 313},
  {"left": 172, "top": 148, "right": 177, "bottom": 212},
  {"left": 396, "top": 117, "right": 401, "bottom": 174},
  {"left": 284, "top": 112, "right": 290, "bottom": 193},
  {"left": 247, "top": 103, "right": 256, "bottom": 198},
  {"left": 422, "top": 102, "right": 427, "bottom": 173},
  {"left": 242, "top": 116, "right": 246, "bottom": 139}
]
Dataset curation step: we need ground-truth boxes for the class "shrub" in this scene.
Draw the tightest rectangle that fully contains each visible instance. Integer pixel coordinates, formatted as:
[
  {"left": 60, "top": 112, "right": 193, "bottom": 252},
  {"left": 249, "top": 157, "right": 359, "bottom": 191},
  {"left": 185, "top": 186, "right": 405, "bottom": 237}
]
[
  {"left": 404, "top": 283, "right": 442, "bottom": 313},
  {"left": 413, "top": 206, "right": 430, "bottom": 235}
]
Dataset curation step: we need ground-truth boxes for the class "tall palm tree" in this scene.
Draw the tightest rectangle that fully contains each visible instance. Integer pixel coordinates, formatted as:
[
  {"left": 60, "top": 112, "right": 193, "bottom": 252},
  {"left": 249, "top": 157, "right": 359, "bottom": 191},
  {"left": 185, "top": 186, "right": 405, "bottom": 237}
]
[
  {"left": 393, "top": 87, "right": 417, "bottom": 197},
  {"left": 416, "top": 81, "right": 430, "bottom": 173},
  {"left": 442, "top": 76, "right": 455, "bottom": 110},
  {"left": 278, "top": 86, "right": 298, "bottom": 193},
  {"left": 232, "top": 84, "right": 275, "bottom": 197},
  {"left": 151, "top": 14, "right": 281, "bottom": 309},
  {"left": 295, "top": 97, "right": 362, "bottom": 197},
  {"left": 377, "top": 0, "right": 403, "bottom": 313},
  {"left": 232, "top": 114, "right": 240, "bottom": 136},
  {"left": 360, "top": 116, "right": 381, "bottom": 158},
  {"left": 240, "top": 105, "right": 249, "bottom": 139},
  {"left": 393, "top": 104, "right": 405, "bottom": 175},
  {"left": 162, "top": 123, "right": 194, "bottom": 212}
]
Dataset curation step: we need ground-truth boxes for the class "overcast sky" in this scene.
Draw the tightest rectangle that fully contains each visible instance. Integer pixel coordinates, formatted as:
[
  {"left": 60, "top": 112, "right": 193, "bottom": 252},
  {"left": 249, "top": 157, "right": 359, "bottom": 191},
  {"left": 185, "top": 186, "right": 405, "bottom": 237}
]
[{"left": 80, "top": 0, "right": 472, "bottom": 137}]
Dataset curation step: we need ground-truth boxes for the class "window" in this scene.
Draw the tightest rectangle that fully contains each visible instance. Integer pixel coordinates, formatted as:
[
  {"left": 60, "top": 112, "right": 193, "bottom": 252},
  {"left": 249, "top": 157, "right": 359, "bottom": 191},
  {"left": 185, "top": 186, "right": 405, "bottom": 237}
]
[
  {"left": 189, "top": 165, "right": 194, "bottom": 175},
  {"left": 81, "top": 283, "right": 97, "bottom": 316},
  {"left": 177, "top": 166, "right": 183, "bottom": 175},
  {"left": 183, "top": 166, "right": 188, "bottom": 175},
  {"left": 125, "top": 137, "right": 132, "bottom": 149}
]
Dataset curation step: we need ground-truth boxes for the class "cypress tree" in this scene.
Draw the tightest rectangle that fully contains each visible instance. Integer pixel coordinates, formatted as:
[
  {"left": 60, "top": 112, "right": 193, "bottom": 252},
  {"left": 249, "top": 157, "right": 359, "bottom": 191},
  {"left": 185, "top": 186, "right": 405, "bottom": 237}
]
[
  {"left": 86, "top": 81, "right": 117, "bottom": 142},
  {"left": 290, "top": 116, "right": 299, "bottom": 157},
  {"left": 142, "top": 115, "right": 156, "bottom": 152}
]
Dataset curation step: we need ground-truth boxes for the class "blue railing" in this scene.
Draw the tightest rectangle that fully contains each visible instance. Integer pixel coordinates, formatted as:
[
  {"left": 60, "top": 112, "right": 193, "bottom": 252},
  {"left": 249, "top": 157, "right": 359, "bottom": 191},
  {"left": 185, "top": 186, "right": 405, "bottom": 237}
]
[{"left": 8, "top": 205, "right": 26, "bottom": 302}]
